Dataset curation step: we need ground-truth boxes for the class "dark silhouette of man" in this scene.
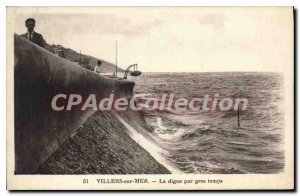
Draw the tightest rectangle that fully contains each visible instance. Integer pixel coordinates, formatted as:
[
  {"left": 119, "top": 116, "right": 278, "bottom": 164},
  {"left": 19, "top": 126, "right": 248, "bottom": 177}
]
[
  {"left": 21, "top": 18, "right": 46, "bottom": 48},
  {"left": 93, "top": 60, "right": 102, "bottom": 73}
]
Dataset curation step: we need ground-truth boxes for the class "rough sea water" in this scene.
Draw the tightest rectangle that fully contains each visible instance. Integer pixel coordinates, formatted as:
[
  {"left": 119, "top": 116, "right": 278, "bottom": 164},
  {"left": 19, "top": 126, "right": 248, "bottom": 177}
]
[{"left": 132, "top": 72, "right": 284, "bottom": 174}]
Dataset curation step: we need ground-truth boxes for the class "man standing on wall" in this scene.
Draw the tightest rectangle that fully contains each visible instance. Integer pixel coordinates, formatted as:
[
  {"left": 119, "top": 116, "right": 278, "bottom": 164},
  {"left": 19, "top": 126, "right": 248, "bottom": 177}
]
[
  {"left": 21, "top": 18, "right": 46, "bottom": 48},
  {"left": 94, "top": 60, "right": 102, "bottom": 73}
]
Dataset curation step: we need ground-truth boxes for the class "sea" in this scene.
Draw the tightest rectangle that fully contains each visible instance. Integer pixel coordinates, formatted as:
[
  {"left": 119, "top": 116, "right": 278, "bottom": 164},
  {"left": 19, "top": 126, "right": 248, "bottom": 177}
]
[{"left": 131, "top": 72, "right": 285, "bottom": 174}]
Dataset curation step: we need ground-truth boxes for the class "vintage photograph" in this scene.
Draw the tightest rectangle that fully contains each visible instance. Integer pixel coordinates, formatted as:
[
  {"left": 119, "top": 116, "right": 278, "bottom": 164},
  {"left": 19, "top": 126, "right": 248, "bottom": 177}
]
[{"left": 7, "top": 7, "right": 294, "bottom": 190}]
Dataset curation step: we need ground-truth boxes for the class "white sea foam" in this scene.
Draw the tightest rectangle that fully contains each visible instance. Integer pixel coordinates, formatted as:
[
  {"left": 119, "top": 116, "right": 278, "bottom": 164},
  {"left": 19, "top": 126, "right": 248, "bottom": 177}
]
[
  {"left": 115, "top": 113, "right": 181, "bottom": 174},
  {"left": 153, "top": 117, "right": 186, "bottom": 141}
]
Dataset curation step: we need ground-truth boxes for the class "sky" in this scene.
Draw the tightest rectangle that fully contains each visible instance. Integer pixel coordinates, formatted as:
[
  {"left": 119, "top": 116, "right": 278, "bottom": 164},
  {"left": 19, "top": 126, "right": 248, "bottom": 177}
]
[{"left": 12, "top": 7, "right": 293, "bottom": 72}]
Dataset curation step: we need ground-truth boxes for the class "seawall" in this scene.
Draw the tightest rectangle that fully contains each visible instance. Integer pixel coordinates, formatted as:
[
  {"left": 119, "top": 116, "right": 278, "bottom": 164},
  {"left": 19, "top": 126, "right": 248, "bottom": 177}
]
[
  {"left": 37, "top": 110, "right": 170, "bottom": 174},
  {"left": 14, "top": 34, "right": 169, "bottom": 174}
]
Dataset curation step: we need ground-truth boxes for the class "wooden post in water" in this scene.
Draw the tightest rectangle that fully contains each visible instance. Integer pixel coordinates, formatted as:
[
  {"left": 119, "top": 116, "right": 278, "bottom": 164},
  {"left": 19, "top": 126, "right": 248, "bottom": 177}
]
[{"left": 238, "top": 104, "right": 240, "bottom": 127}]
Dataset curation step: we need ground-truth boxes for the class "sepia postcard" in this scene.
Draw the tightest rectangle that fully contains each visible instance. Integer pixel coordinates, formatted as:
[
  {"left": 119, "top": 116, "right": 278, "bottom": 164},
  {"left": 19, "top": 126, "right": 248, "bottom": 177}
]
[{"left": 6, "top": 6, "right": 294, "bottom": 190}]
